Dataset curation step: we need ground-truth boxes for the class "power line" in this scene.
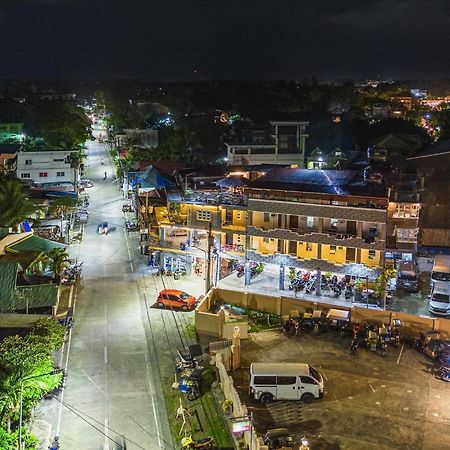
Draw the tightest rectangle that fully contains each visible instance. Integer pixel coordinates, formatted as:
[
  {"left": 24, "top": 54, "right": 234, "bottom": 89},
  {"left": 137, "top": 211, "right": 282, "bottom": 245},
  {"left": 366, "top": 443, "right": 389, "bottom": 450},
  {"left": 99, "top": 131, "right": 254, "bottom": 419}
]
[{"left": 52, "top": 395, "right": 155, "bottom": 450}]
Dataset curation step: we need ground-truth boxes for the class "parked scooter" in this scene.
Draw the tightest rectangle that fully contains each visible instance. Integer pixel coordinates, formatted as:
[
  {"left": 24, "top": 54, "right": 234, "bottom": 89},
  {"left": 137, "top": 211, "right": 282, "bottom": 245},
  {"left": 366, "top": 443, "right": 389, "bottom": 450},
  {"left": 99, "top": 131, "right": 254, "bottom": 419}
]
[
  {"left": 179, "top": 367, "right": 203, "bottom": 401},
  {"left": 176, "top": 348, "right": 198, "bottom": 372},
  {"left": 181, "top": 436, "right": 214, "bottom": 450}
]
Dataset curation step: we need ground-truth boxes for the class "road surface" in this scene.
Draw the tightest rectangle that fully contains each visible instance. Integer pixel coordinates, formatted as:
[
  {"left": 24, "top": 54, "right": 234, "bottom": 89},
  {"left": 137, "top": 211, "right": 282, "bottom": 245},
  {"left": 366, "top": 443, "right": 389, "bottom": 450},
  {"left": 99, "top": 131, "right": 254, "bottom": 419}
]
[{"left": 34, "top": 124, "right": 175, "bottom": 450}]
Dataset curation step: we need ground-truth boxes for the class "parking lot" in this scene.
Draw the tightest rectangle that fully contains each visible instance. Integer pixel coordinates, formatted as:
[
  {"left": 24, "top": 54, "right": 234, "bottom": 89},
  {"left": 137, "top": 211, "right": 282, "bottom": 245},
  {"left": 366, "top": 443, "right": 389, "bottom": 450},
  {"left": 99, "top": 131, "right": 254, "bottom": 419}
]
[
  {"left": 231, "top": 329, "right": 450, "bottom": 450},
  {"left": 218, "top": 264, "right": 433, "bottom": 317}
]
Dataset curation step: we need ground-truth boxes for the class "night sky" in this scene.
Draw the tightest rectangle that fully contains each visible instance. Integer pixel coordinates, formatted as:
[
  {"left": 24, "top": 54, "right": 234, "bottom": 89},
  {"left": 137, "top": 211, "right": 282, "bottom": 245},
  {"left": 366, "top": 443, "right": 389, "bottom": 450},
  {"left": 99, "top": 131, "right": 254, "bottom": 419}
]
[{"left": 2, "top": 0, "right": 449, "bottom": 80}]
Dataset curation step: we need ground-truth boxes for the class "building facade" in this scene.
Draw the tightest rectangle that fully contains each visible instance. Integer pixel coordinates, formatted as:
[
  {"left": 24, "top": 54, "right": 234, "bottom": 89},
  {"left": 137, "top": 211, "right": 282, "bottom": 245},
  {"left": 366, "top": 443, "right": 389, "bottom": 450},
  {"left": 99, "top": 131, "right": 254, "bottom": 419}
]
[{"left": 16, "top": 150, "right": 80, "bottom": 185}]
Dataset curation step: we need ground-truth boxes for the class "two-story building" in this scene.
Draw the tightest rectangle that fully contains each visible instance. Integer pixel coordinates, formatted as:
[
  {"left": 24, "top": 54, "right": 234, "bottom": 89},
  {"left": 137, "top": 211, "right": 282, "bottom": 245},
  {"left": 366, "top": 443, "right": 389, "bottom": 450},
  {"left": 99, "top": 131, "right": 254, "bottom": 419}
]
[
  {"left": 245, "top": 168, "right": 388, "bottom": 277},
  {"left": 16, "top": 150, "right": 80, "bottom": 185},
  {"left": 226, "top": 121, "right": 309, "bottom": 167}
]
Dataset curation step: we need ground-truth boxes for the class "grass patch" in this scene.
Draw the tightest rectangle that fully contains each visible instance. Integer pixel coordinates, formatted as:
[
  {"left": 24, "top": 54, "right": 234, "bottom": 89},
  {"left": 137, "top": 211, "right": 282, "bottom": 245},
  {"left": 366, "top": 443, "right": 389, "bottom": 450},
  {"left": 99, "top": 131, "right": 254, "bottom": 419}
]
[
  {"left": 239, "top": 307, "right": 281, "bottom": 333},
  {"left": 162, "top": 363, "right": 234, "bottom": 449}
]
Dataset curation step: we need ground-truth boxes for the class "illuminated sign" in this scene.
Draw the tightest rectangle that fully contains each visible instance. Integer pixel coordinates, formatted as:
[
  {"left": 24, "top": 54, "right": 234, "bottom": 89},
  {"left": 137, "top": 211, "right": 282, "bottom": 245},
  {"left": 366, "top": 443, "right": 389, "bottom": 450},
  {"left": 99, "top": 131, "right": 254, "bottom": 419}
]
[{"left": 231, "top": 417, "right": 251, "bottom": 434}]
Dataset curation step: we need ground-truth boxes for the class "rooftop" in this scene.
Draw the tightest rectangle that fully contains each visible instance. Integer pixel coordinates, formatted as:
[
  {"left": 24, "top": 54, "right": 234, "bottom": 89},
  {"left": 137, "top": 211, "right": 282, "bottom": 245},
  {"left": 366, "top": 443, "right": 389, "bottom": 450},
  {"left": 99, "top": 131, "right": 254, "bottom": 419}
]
[{"left": 246, "top": 168, "right": 388, "bottom": 198}]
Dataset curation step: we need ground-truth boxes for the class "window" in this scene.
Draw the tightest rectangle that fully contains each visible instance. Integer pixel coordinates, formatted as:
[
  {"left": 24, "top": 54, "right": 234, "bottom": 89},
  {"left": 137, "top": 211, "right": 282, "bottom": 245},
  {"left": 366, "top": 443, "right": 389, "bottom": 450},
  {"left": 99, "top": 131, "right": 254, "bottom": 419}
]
[
  {"left": 276, "top": 376, "right": 297, "bottom": 385},
  {"left": 21, "top": 173, "right": 30, "bottom": 179},
  {"left": 396, "top": 228, "right": 417, "bottom": 242},
  {"left": 39, "top": 172, "right": 48, "bottom": 177},
  {"left": 263, "top": 213, "right": 270, "bottom": 222},
  {"left": 394, "top": 204, "right": 420, "bottom": 218},
  {"left": 196, "top": 210, "right": 211, "bottom": 221},
  {"left": 236, "top": 211, "right": 242, "bottom": 220},
  {"left": 25, "top": 159, "right": 32, "bottom": 165},
  {"left": 368, "top": 250, "right": 376, "bottom": 260},
  {"left": 263, "top": 238, "right": 270, "bottom": 244},
  {"left": 300, "top": 376, "right": 317, "bottom": 385},
  {"left": 330, "top": 245, "right": 336, "bottom": 254},
  {"left": 56, "top": 171, "right": 65, "bottom": 177},
  {"left": 306, "top": 216, "right": 314, "bottom": 228},
  {"left": 53, "top": 158, "right": 64, "bottom": 162},
  {"left": 253, "top": 376, "right": 276, "bottom": 385},
  {"left": 306, "top": 243, "right": 313, "bottom": 251}
]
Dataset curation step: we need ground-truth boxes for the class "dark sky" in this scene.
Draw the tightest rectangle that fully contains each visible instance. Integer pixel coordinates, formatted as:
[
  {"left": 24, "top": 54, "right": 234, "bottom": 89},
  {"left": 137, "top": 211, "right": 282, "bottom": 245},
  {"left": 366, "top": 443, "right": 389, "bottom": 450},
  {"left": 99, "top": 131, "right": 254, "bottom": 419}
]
[{"left": 1, "top": 0, "right": 449, "bottom": 80}]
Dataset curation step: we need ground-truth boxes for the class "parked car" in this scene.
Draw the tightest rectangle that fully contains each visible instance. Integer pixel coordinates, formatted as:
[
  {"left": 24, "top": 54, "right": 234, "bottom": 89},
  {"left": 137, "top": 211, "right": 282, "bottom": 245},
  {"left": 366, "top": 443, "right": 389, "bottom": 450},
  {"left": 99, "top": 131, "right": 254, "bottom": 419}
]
[
  {"left": 157, "top": 289, "right": 197, "bottom": 310},
  {"left": 79, "top": 179, "right": 94, "bottom": 188}
]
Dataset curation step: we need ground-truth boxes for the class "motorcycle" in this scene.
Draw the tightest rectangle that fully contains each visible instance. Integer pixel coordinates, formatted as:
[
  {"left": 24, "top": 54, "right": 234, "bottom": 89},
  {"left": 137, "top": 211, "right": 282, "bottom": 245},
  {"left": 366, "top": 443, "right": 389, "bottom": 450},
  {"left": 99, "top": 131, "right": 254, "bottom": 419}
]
[
  {"left": 176, "top": 349, "right": 198, "bottom": 372},
  {"left": 438, "top": 366, "right": 450, "bottom": 382},
  {"left": 344, "top": 285, "right": 353, "bottom": 300},
  {"left": 181, "top": 436, "right": 214, "bottom": 450},
  {"left": 49, "top": 436, "right": 60, "bottom": 450},
  {"left": 103, "top": 172, "right": 107, "bottom": 180},
  {"left": 236, "top": 265, "right": 245, "bottom": 278},
  {"left": 179, "top": 367, "right": 203, "bottom": 401}
]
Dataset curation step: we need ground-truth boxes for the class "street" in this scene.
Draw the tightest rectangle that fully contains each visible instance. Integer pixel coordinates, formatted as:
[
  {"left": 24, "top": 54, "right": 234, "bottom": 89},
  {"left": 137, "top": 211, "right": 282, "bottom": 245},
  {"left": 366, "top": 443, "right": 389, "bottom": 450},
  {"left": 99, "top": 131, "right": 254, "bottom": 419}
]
[{"left": 33, "top": 124, "right": 201, "bottom": 450}]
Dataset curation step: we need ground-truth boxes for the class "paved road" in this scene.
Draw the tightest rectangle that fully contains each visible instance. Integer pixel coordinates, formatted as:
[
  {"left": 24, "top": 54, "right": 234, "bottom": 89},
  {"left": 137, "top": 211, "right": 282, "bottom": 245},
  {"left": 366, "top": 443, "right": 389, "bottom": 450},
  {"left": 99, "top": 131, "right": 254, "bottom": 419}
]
[{"left": 34, "top": 125, "right": 175, "bottom": 450}]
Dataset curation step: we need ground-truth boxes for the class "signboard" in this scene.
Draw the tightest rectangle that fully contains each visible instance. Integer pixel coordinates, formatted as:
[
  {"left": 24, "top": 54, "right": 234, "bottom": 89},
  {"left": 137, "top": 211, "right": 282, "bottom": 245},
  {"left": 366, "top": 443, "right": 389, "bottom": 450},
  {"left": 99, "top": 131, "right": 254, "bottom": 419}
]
[{"left": 231, "top": 417, "right": 251, "bottom": 434}]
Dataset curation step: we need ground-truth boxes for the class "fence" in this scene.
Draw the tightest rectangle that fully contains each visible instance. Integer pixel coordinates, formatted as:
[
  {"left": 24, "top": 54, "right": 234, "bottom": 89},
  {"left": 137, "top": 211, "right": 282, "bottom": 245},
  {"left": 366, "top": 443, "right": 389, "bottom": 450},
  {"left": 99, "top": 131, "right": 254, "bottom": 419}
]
[
  {"left": 195, "top": 287, "right": 450, "bottom": 339},
  {"left": 215, "top": 353, "right": 265, "bottom": 450}
]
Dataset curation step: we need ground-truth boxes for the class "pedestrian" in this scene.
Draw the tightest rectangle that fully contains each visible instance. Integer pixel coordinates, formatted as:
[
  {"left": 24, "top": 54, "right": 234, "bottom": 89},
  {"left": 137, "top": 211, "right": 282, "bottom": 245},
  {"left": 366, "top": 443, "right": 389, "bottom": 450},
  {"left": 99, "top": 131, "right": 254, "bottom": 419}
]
[{"left": 101, "top": 157, "right": 104, "bottom": 165}]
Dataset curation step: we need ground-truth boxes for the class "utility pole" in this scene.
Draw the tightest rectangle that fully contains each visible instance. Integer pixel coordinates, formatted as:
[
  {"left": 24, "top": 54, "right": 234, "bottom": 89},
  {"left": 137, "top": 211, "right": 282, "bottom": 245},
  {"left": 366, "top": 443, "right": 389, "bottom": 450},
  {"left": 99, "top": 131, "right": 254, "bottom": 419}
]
[{"left": 205, "top": 222, "right": 213, "bottom": 293}]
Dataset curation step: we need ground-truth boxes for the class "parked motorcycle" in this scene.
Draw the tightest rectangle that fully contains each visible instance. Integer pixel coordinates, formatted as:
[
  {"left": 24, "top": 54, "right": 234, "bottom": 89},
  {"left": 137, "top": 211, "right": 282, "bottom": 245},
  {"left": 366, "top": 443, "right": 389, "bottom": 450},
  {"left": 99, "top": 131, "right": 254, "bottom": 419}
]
[
  {"left": 181, "top": 436, "right": 214, "bottom": 450},
  {"left": 179, "top": 367, "right": 203, "bottom": 401},
  {"left": 176, "top": 348, "right": 198, "bottom": 372}
]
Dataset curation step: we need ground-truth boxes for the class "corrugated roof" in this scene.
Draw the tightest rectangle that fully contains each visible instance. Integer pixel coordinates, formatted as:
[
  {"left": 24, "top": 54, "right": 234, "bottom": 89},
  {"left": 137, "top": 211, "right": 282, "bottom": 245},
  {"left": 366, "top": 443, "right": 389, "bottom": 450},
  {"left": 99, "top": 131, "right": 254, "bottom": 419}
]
[
  {"left": 246, "top": 168, "right": 387, "bottom": 198},
  {"left": 0, "top": 262, "right": 19, "bottom": 312},
  {"left": 6, "top": 235, "right": 66, "bottom": 254},
  {"left": 15, "top": 284, "right": 59, "bottom": 309},
  {"left": 408, "top": 139, "right": 450, "bottom": 160},
  {"left": 1, "top": 250, "right": 44, "bottom": 268}
]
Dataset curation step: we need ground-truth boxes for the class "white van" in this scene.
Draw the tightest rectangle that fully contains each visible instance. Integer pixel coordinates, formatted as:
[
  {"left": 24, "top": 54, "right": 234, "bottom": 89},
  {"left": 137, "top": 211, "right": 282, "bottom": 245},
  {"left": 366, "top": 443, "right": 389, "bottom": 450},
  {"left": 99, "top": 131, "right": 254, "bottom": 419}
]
[
  {"left": 249, "top": 363, "right": 324, "bottom": 404},
  {"left": 431, "top": 255, "right": 450, "bottom": 283},
  {"left": 429, "top": 281, "right": 450, "bottom": 317}
]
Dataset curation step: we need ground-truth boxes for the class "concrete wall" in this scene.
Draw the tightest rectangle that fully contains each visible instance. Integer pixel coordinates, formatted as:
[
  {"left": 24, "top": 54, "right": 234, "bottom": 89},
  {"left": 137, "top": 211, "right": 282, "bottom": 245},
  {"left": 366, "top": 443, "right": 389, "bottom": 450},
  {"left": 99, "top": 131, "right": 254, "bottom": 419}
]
[{"left": 197, "top": 288, "right": 450, "bottom": 338}]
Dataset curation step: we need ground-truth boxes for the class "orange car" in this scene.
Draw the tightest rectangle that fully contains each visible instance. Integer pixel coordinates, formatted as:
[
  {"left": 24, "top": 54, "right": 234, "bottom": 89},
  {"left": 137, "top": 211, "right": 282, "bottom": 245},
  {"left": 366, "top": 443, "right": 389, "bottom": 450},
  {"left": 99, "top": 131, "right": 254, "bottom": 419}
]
[{"left": 157, "top": 289, "right": 197, "bottom": 310}]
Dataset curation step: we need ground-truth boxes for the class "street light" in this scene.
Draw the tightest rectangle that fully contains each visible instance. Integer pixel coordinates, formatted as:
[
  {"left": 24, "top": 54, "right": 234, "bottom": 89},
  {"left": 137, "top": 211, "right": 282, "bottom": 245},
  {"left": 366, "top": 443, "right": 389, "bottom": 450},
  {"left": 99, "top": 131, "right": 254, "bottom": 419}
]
[{"left": 19, "top": 370, "right": 60, "bottom": 449}]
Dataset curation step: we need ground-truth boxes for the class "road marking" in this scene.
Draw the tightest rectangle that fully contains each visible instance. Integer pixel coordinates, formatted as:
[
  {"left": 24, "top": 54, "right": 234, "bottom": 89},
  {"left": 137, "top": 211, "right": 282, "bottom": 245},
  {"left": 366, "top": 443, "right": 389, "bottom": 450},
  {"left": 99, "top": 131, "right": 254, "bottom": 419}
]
[
  {"left": 104, "top": 346, "right": 108, "bottom": 365},
  {"left": 104, "top": 417, "right": 109, "bottom": 450},
  {"left": 369, "top": 384, "right": 375, "bottom": 393},
  {"left": 56, "top": 290, "right": 77, "bottom": 436},
  {"left": 396, "top": 343, "right": 405, "bottom": 364},
  {"left": 124, "top": 229, "right": 134, "bottom": 271},
  {"left": 145, "top": 358, "right": 163, "bottom": 449}
]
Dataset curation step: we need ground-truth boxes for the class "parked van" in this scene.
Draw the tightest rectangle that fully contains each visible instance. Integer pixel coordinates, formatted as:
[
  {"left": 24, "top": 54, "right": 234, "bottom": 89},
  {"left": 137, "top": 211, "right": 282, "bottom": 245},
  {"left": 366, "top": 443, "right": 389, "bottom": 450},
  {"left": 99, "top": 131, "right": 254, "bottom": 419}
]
[
  {"left": 249, "top": 363, "right": 324, "bottom": 404},
  {"left": 429, "top": 281, "right": 450, "bottom": 317},
  {"left": 396, "top": 260, "right": 419, "bottom": 292},
  {"left": 431, "top": 255, "right": 450, "bottom": 283}
]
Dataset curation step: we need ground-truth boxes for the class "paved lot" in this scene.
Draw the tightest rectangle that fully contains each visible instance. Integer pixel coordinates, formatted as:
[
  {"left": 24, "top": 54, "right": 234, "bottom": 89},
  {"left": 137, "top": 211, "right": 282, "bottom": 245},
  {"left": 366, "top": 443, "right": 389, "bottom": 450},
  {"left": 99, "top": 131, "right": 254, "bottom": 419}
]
[
  {"left": 218, "top": 264, "right": 433, "bottom": 317},
  {"left": 232, "top": 329, "right": 450, "bottom": 450}
]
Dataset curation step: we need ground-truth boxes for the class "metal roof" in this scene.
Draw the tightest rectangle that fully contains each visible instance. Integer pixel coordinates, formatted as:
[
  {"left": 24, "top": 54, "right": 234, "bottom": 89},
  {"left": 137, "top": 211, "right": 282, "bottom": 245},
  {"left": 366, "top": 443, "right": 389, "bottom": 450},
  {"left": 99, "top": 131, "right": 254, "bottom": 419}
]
[
  {"left": 0, "top": 262, "right": 20, "bottom": 312},
  {"left": 5, "top": 235, "right": 66, "bottom": 254},
  {"left": 247, "top": 168, "right": 387, "bottom": 198}
]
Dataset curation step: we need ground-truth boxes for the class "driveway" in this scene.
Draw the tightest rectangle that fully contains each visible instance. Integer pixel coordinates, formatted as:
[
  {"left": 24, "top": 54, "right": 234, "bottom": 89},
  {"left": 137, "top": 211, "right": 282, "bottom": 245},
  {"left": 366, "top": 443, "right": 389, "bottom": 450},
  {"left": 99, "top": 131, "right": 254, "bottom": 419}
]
[{"left": 233, "top": 329, "right": 450, "bottom": 450}]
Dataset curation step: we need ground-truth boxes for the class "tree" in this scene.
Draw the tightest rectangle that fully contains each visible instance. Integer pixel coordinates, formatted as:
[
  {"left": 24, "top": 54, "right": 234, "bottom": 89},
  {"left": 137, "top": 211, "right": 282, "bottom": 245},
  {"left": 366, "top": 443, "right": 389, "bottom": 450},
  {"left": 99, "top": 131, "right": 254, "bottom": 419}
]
[
  {"left": 375, "top": 267, "right": 397, "bottom": 310},
  {"left": 0, "top": 178, "right": 41, "bottom": 229},
  {"left": 32, "top": 101, "right": 91, "bottom": 149},
  {"left": 0, "top": 320, "right": 64, "bottom": 442},
  {"left": 44, "top": 248, "right": 69, "bottom": 281}
]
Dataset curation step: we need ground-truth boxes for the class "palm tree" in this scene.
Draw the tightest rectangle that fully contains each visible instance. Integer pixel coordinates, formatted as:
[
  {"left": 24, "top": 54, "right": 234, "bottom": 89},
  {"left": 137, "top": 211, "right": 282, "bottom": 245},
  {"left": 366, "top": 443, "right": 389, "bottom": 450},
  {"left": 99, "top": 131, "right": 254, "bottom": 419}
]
[
  {"left": 44, "top": 248, "right": 69, "bottom": 281},
  {"left": 0, "top": 178, "right": 41, "bottom": 229}
]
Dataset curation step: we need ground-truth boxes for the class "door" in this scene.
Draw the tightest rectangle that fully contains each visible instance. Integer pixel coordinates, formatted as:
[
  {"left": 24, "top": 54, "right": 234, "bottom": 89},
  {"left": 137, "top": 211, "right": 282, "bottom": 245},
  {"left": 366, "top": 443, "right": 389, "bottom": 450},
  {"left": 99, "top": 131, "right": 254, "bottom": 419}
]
[
  {"left": 289, "top": 215, "right": 298, "bottom": 230},
  {"left": 347, "top": 221, "right": 357, "bottom": 235},
  {"left": 346, "top": 247, "right": 356, "bottom": 262},
  {"left": 275, "top": 376, "right": 297, "bottom": 400},
  {"left": 168, "top": 294, "right": 180, "bottom": 308},
  {"left": 299, "top": 376, "right": 319, "bottom": 398}
]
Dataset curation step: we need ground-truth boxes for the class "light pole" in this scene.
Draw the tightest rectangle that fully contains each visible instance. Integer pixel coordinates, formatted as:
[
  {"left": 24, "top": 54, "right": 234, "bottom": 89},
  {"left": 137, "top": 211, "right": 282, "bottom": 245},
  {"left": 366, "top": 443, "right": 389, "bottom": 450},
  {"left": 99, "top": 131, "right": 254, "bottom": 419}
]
[{"left": 19, "top": 370, "right": 59, "bottom": 449}]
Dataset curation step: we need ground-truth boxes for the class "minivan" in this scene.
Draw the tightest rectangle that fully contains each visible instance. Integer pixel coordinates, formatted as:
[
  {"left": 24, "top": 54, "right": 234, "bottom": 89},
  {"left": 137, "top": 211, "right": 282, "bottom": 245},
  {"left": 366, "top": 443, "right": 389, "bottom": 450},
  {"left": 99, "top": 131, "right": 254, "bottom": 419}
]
[
  {"left": 396, "top": 260, "right": 419, "bottom": 292},
  {"left": 249, "top": 362, "right": 324, "bottom": 404},
  {"left": 429, "top": 281, "right": 450, "bottom": 317}
]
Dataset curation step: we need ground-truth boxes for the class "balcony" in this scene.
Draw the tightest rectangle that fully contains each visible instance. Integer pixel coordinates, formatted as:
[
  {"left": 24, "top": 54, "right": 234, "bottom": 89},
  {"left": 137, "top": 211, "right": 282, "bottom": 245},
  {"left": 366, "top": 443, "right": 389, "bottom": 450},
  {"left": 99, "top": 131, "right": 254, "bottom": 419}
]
[
  {"left": 247, "top": 225, "right": 385, "bottom": 250},
  {"left": 222, "top": 222, "right": 246, "bottom": 232}
]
